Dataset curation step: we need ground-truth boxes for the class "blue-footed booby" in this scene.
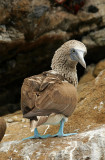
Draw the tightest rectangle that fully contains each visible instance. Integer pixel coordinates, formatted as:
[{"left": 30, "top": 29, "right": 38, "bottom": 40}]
[{"left": 21, "top": 40, "right": 87, "bottom": 140}]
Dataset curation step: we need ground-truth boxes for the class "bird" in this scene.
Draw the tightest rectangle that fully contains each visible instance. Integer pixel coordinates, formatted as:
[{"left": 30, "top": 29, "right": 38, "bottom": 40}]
[
  {"left": 0, "top": 117, "right": 6, "bottom": 142},
  {"left": 21, "top": 40, "right": 87, "bottom": 140}
]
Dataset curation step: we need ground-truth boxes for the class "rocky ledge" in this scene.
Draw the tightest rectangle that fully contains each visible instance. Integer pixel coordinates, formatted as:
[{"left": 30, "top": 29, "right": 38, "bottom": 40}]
[
  {"left": 0, "top": 69, "right": 105, "bottom": 160},
  {"left": 0, "top": 126, "right": 105, "bottom": 160}
]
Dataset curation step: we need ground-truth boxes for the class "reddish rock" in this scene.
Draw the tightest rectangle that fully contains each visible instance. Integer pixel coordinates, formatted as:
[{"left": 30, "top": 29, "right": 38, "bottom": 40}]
[{"left": 55, "top": 0, "right": 86, "bottom": 14}]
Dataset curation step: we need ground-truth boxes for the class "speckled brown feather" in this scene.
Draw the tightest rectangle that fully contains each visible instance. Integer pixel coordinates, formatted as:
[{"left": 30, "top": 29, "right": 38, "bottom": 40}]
[{"left": 0, "top": 118, "right": 6, "bottom": 142}]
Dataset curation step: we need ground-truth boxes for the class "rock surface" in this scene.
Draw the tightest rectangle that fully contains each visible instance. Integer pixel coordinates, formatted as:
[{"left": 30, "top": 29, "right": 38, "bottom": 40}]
[
  {"left": 1, "top": 126, "right": 105, "bottom": 160},
  {"left": 0, "top": 118, "right": 6, "bottom": 142},
  {"left": 0, "top": 69, "right": 105, "bottom": 159},
  {"left": 79, "top": 64, "right": 95, "bottom": 84},
  {"left": 79, "top": 58, "right": 105, "bottom": 84},
  {"left": 93, "top": 59, "right": 105, "bottom": 77},
  {"left": 0, "top": 0, "right": 105, "bottom": 108}
]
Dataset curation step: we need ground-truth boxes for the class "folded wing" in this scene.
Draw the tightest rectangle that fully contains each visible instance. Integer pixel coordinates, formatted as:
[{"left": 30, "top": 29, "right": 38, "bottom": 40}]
[{"left": 21, "top": 71, "right": 78, "bottom": 120}]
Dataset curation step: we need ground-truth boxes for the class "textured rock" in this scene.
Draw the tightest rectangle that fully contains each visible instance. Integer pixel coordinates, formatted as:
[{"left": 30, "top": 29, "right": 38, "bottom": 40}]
[
  {"left": 82, "top": 28, "right": 105, "bottom": 49},
  {"left": 79, "top": 59, "right": 105, "bottom": 84},
  {"left": 0, "top": 118, "right": 6, "bottom": 142},
  {"left": 79, "top": 64, "right": 95, "bottom": 84},
  {"left": 0, "top": 69, "right": 105, "bottom": 159},
  {"left": 1, "top": 126, "right": 105, "bottom": 160},
  {"left": 93, "top": 59, "right": 105, "bottom": 77}
]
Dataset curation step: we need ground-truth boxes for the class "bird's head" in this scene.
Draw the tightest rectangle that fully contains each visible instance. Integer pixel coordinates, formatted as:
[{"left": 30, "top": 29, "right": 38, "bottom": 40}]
[
  {"left": 69, "top": 40, "right": 87, "bottom": 68},
  {"left": 51, "top": 40, "right": 87, "bottom": 70}
]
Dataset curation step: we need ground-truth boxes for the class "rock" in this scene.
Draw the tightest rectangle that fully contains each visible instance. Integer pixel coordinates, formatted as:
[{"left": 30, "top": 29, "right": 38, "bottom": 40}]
[
  {"left": 82, "top": 28, "right": 105, "bottom": 48},
  {"left": 79, "top": 59, "right": 105, "bottom": 84},
  {"left": 54, "top": 0, "right": 86, "bottom": 14},
  {"left": 0, "top": 118, "right": 6, "bottom": 142},
  {"left": 0, "top": 69, "right": 105, "bottom": 159},
  {"left": 7, "top": 118, "right": 14, "bottom": 123},
  {"left": 79, "top": 64, "right": 95, "bottom": 84},
  {"left": 88, "top": 5, "right": 99, "bottom": 13},
  {"left": 1, "top": 126, "right": 105, "bottom": 160},
  {"left": 93, "top": 59, "right": 105, "bottom": 77}
]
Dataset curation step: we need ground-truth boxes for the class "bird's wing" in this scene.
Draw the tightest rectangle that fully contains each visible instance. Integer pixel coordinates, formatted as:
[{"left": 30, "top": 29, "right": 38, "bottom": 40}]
[{"left": 21, "top": 71, "right": 77, "bottom": 120}]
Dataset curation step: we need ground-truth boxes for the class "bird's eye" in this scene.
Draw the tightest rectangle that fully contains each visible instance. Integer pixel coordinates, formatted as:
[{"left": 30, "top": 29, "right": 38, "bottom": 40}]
[{"left": 72, "top": 49, "right": 75, "bottom": 53}]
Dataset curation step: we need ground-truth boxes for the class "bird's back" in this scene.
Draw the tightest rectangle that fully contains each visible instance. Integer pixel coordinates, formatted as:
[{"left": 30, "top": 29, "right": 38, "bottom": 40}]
[{"left": 21, "top": 71, "right": 78, "bottom": 120}]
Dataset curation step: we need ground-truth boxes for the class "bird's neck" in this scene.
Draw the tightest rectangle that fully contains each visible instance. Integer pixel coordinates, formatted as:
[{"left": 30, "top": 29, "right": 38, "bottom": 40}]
[{"left": 51, "top": 53, "right": 78, "bottom": 87}]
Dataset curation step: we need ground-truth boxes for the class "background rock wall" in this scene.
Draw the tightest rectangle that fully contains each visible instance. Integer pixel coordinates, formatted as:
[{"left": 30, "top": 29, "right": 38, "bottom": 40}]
[{"left": 0, "top": 0, "right": 105, "bottom": 113}]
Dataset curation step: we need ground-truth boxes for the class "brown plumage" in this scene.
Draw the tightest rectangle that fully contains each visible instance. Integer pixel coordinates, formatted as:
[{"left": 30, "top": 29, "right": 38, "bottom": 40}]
[
  {"left": 21, "top": 40, "right": 87, "bottom": 138},
  {"left": 0, "top": 117, "right": 6, "bottom": 142},
  {"left": 21, "top": 71, "right": 77, "bottom": 128}
]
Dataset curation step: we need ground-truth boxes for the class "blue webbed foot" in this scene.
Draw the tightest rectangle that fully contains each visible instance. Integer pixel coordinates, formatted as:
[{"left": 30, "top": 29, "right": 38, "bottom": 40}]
[
  {"left": 51, "top": 118, "right": 77, "bottom": 137},
  {"left": 23, "top": 128, "right": 52, "bottom": 140},
  {"left": 23, "top": 118, "right": 77, "bottom": 140},
  {"left": 23, "top": 136, "right": 37, "bottom": 141}
]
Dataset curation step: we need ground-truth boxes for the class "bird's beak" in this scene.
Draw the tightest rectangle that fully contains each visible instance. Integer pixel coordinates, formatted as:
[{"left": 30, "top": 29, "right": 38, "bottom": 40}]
[
  {"left": 76, "top": 50, "right": 86, "bottom": 68},
  {"left": 70, "top": 49, "right": 86, "bottom": 68}
]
